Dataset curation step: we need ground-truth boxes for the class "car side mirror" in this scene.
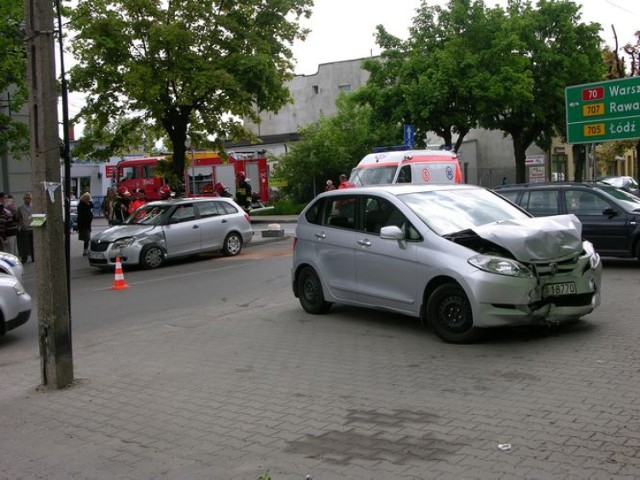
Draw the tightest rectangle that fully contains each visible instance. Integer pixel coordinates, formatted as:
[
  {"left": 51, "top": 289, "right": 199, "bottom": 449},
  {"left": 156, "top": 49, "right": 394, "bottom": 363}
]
[
  {"left": 603, "top": 207, "right": 617, "bottom": 218},
  {"left": 380, "top": 225, "right": 405, "bottom": 240}
]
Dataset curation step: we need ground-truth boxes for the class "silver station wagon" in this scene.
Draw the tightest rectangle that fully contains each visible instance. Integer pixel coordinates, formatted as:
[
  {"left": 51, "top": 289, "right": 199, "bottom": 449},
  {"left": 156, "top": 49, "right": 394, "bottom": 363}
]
[
  {"left": 292, "top": 184, "right": 602, "bottom": 343},
  {"left": 89, "top": 197, "right": 253, "bottom": 269}
]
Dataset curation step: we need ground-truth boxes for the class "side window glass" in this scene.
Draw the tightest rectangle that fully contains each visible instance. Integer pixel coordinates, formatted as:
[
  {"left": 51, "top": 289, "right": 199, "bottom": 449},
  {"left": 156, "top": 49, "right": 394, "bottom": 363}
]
[
  {"left": 197, "top": 201, "right": 220, "bottom": 218},
  {"left": 220, "top": 202, "right": 239, "bottom": 214},
  {"left": 305, "top": 199, "right": 325, "bottom": 225},
  {"left": 362, "top": 195, "right": 421, "bottom": 239},
  {"left": 170, "top": 204, "right": 196, "bottom": 223},
  {"left": 498, "top": 191, "right": 519, "bottom": 204},
  {"left": 397, "top": 166, "right": 412, "bottom": 183},
  {"left": 363, "top": 196, "right": 391, "bottom": 234},
  {"left": 524, "top": 190, "right": 559, "bottom": 216},
  {"left": 566, "top": 191, "right": 608, "bottom": 216},
  {"left": 325, "top": 196, "right": 357, "bottom": 230},
  {"left": 142, "top": 165, "right": 154, "bottom": 178}
]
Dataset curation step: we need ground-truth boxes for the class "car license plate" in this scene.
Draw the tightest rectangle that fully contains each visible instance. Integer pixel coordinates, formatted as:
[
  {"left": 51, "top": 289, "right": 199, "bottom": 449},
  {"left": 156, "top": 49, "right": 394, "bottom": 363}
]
[
  {"left": 543, "top": 282, "right": 576, "bottom": 297},
  {"left": 88, "top": 252, "right": 104, "bottom": 260}
]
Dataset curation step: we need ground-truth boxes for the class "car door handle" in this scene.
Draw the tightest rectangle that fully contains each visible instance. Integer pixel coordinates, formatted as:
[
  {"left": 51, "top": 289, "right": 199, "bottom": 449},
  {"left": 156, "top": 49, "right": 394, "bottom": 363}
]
[
  {"left": 357, "top": 239, "right": 372, "bottom": 247},
  {"left": 221, "top": 219, "right": 228, "bottom": 223},
  {"left": 193, "top": 225, "right": 200, "bottom": 229},
  {"left": 315, "top": 232, "right": 326, "bottom": 239}
]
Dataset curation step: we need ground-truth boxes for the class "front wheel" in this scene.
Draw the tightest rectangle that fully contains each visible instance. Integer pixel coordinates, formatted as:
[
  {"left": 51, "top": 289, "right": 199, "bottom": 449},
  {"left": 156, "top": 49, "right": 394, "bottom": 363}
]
[
  {"left": 427, "top": 283, "right": 482, "bottom": 344},
  {"left": 222, "top": 232, "right": 243, "bottom": 256},
  {"left": 140, "top": 245, "right": 164, "bottom": 269},
  {"left": 297, "top": 267, "right": 332, "bottom": 314}
]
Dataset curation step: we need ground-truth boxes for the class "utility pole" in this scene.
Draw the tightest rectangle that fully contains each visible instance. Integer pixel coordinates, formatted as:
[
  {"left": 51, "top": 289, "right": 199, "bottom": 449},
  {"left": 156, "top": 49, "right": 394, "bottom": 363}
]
[{"left": 24, "top": 0, "right": 73, "bottom": 388}]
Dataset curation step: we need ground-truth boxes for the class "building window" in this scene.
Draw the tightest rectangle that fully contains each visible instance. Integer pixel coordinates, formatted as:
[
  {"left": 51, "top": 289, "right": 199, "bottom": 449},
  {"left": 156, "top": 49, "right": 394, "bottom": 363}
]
[
  {"left": 338, "top": 84, "right": 352, "bottom": 93},
  {"left": 312, "top": 85, "right": 319, "bottom": 94},
  {"left": 551, "top": 154, "right": 567, "bottom": 181}
]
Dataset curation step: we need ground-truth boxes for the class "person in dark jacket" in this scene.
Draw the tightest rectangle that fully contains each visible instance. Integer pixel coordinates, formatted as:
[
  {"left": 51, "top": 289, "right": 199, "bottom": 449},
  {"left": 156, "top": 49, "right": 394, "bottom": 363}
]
[
  {"left": 3, "top": 195, "right": 18, "bottom": 256},
  {"left": 16, "top": 192, "right": 34, "bottom": 262},
  {"left": 235, "top": 171, "right": 252, "bottom": 212},
  {"left": 77, "top": 192, "right": 94, "bottom": 256},
  {"left": 0, "top": 192, "right": 6, "bottom": 252},
  {"left": 112, "top": 187, "right": 131, "bottom": 225}
]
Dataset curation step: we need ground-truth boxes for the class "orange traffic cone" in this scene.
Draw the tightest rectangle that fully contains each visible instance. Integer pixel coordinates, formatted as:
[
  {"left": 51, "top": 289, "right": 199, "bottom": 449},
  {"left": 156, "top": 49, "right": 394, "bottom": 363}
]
[{"left": 111, "top": 256, "right": 130, "bottom": 290}]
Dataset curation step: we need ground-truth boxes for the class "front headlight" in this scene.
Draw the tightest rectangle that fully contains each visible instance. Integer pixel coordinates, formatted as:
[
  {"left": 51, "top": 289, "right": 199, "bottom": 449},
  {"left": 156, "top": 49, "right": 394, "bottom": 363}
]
[
  {"left": 112, "top": 237, "right": 136, "bottom": 249},
  {"left": 13, "top": 281, "right": 26, "bottom": 295},
  {"left": 582, "top": 240, "right": 600, "bottom": 269},
  {"left": 468, "top": 254, "right": 533, "bottom": 277}
]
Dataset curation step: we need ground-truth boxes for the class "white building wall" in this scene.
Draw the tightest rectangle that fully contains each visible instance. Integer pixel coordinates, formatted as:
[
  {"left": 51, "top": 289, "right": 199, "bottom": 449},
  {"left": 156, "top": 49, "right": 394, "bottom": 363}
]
[{"left": 245, "top": 58, "right": 372, "bottom": 136}]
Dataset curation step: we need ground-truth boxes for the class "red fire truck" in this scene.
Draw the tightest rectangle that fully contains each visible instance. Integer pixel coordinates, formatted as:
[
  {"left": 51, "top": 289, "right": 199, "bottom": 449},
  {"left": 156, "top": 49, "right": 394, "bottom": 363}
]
[{"left": 114, "top": 152, "right": 270, "bottom": 202}]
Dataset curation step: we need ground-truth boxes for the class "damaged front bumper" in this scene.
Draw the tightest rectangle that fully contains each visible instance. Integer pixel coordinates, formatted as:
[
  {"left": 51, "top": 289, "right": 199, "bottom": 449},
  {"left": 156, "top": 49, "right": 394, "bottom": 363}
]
[{"left": 468, "top": 241, "right": 602, "bottom": 328}]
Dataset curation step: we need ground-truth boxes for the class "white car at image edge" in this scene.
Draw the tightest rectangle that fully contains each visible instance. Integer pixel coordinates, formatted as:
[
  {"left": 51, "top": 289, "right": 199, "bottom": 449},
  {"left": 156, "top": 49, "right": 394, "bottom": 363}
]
[
  {"left": 0, "top": 252, "right": 24, "bottom": 282},
  {"left": 0, "top": 273, "right": 32, "bottom": 336}
]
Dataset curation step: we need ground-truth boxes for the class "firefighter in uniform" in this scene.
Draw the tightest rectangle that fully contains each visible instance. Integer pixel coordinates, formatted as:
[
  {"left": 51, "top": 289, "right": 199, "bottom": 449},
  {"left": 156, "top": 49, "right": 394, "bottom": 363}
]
[{"left": 235, "top": 171, "right": 252, "bottom": 212}]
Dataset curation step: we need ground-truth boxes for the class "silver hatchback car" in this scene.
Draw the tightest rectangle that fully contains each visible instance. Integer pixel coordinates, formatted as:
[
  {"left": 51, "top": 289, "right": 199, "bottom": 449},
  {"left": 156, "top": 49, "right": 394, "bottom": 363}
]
[
  {"left": 89, "top": 197, "right": 253, "bottom": 269},
  {"left": 292, "top": 184, "right": 602, "bottom": 343}
]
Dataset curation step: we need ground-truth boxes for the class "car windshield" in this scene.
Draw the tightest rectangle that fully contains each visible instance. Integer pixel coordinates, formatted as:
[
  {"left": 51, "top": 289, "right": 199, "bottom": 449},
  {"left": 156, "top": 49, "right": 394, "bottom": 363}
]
[
  {"left": 350, "top": 166, "right": 397, "bottom": 186},
  {"left": 597, "top": 186, "right": 640, "bottom": 211},
  {"left": 126, "top": 204, "right": 172, "bottom": 225},
  {"left": 600, "top": 177, "right": 638, "bottom": 189},
  {"left": 399, "top": 188, "right": 531, "bottom": 236}
]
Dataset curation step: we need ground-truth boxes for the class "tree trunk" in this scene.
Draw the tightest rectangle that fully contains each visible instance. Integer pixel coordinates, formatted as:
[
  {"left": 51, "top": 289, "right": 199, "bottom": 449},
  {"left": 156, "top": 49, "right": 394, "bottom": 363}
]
[
  {"left": 164, "top": 111, "right": 190, "bottom": 186},
  {"left": 512, "top": 134, "right": 528, "bottom": 183},
  {"left": 573, "top": 144, "right": 585, "bottom": 181}
]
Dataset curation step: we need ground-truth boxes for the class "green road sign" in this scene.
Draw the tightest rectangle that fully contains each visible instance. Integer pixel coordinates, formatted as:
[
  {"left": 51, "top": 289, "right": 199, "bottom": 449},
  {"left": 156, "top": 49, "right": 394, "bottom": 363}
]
[{"left": 565, "top": 77, "right": 640, "bottom": 144}]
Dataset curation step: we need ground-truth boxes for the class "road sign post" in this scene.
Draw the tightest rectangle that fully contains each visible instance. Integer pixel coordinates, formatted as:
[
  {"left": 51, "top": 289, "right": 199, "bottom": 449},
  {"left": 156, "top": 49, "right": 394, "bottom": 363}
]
[
  {"left": 403, "top": 124, "right": 415, "bottom": 149},
  {"left": 565, "top": 77, "right": 640, "bottom": 144}
]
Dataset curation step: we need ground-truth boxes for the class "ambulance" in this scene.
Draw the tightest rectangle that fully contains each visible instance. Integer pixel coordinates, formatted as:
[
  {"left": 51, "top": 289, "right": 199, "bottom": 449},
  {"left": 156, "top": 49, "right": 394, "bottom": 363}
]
[{"left": 349, "top": 147, "right": 463, "bottom": 186}]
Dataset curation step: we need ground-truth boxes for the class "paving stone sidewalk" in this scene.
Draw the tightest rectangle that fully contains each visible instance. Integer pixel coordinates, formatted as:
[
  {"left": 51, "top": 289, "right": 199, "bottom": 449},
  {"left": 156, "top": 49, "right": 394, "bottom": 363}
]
[{"left": 1, "top": 254, "right": 640, "bottom": 479}]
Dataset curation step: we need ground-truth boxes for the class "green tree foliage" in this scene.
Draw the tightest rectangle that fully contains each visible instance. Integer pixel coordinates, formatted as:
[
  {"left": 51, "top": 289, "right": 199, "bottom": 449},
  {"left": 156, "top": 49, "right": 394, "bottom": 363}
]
[
  {"left": 357, "top": 0, "right": 604, "bottom": 183},
  {"left": 356, "top": 0, "right": 532, "bottom": 152},
  {"left": 484, "top": 0, "right": 604, "bottom": 182},
  {"left": 602, "top": 31, "right": 640, "bottom": 183},
  {"left": 275, "top": 94, "right": 397, "bottom": 203},
  {"left": 67, "top": 0, "right": 312, "bottom": 179},
  {"left": 0, "top": 0, "right": 28, "bottom": 156}
]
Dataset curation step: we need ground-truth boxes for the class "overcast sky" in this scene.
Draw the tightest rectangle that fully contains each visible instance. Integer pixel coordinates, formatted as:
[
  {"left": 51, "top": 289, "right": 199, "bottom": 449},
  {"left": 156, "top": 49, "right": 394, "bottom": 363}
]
[
  {"left": 65, "top": 0, "right": 639, "bottom": 131},
  {"left": 291, "top": 0, "right": 640, "bottom": 75}
]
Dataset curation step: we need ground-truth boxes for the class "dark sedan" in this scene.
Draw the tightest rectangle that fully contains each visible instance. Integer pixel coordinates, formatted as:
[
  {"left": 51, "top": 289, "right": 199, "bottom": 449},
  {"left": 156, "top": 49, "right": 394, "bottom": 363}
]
[{"left": 495, "top": 182, "right": 640, "bottom": 261}]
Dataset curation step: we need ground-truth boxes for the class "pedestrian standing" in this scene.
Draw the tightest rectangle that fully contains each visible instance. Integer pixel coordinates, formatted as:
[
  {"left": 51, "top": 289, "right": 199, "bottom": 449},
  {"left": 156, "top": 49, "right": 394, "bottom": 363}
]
[
  {"left": 101, "top": 187, "right": 116, "bottom": 225},
  {"left": 16, "top": 192, "right": 34, "bottom": 262},
  {"left": 338, "top": 174, "right": 355, "bottom": 189},
  {"left": 3, "top": 195, "right": 18, "bottom": 256},
  {"left": 235, "top": 171, "right": 252, "bottom": 212},
  {"left": 112, "top": 187, "right": 131, "bottom": 225},
  {"left": 325, "top": 180, "right": 336, "bottom": 192},
  {"left": 77, "top": 192, "right": 94, "bottom": 256},
  {"left": 0, "top": 192, "right": 6, "bottom": 252}
]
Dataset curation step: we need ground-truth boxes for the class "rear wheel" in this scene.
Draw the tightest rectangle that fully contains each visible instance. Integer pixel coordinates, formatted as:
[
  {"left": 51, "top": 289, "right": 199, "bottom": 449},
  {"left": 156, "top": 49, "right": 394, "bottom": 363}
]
[
  {"left": 635, "top": 240, "right": 640, "bottom": 262},
  {"left": 222, "top": 233, "right": 243, "bottom": 256},
  {"left": 427, "top": 283, "right": 482, "bottom": 344},
  {"left": 297, "top": 267, "right": 332, "bottom": 314},
  {"left": 140, "top": 245, "right": 164, "bottom": 269}
]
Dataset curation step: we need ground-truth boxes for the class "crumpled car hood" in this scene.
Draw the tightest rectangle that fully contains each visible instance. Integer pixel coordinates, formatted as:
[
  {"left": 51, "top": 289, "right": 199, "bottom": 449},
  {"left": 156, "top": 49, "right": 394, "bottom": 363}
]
[
  {"left": 92, "top": 225, "right": 159, "bottom": 242},
  {"left": 472, "top": 214, "right": 583, "bottom": 262}
]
